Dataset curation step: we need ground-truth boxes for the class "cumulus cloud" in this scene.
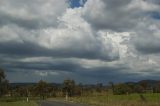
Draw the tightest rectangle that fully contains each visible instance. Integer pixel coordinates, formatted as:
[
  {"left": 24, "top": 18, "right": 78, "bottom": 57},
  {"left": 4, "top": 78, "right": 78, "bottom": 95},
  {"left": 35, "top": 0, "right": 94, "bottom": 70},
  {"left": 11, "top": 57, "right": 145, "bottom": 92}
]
[
  {"left": 81, "top": 0, "right": 136, "bottom": 31},
  {"left": 0, "top": 0, "right": 68, "bottom": 29},
  {"left": 0, "top": 0, "right": 160, "bottom": 83},
  {"left": 81, "top": 0, "right": 160, "bottom": 31},
  {"left": 0, "top": 6, "right": 119, "bottom": 61}
]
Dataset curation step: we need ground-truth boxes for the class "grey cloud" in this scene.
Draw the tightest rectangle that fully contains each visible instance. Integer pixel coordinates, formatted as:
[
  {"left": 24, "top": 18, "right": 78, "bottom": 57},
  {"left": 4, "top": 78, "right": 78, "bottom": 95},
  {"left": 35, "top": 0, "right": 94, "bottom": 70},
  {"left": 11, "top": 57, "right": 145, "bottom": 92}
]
[
  {"left": 4, "top": 59, "right": 156, "bottom": 83},
  {"left": 0, "top": 0, "right": 68, "bottom": 29},
  {"left": 135, "top": 39, "right": 160, "bottom": 54},
  {"left": 0, "top": 0, "right": 160, "bottom": 83},
  {"left": 0, "top": 0, "right": 120, "bottom": 62},
  {"left": 0, "top": 40, "right": 119, "bottom": 61},
  {"left": 2, "top": 52, "right": 160, "bottom": 83},
  {"left": 146, "top": 0, "right": 160, "bottom": 5},
  {"left": 82, "top": 0, "right": 139, "bottom": 31},
  {"left": 133, "top": 27, "right": 160, "bottom": 54},
  {"left": 2, "top": 60, "right": 81, "bottom": 73},
  {"left": 0, "top": 12, "right": 41, "bottom": 29},
  {"left": 102, "top": 0, "right": 131, "bottom": 9},
  {"left": 0, "top": 57, "right": 138, "bottom": 83},
  {"left": 82, "top": 0, "right": 160, "bottom": 32}
]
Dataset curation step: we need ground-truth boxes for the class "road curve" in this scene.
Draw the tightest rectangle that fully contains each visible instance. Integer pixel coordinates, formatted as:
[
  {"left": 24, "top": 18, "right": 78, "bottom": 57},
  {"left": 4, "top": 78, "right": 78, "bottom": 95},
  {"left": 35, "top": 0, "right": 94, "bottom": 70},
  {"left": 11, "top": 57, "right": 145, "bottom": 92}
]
[{"left": 40, "top": 101, "right": 87, "bottom": 106}]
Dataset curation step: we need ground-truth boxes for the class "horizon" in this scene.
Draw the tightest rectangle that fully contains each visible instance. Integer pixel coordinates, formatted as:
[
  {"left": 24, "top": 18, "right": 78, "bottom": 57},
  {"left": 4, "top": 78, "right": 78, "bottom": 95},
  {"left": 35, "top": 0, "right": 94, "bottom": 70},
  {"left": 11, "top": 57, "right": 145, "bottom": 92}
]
[
  {"left": 8, "top": 79, "right": 160, "bottom": 86},
  {"left": 0, "top": 0, "right": 160, "bottom": 83}
]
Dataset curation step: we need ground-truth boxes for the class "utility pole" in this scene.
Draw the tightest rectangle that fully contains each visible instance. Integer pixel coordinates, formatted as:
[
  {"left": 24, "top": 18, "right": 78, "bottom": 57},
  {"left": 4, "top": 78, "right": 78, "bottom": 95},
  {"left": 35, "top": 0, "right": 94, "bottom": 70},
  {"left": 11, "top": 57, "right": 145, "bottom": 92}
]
[
  {"left": 65, "top": 91, "right": 68, "bottom": 101},
  {"left": 26, "top": 88, "right": 29, "bottom": 102}
]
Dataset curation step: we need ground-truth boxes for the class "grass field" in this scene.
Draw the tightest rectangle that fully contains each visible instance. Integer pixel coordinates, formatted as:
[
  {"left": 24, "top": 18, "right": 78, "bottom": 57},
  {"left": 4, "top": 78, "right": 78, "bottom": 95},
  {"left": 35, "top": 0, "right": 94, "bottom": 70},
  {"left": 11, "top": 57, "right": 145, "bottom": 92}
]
[
  {"left": 0, "top": 101, "right": 37, "bottom": 106},
  {"left": 1, "top": 93, "right": 160, "bottom": 106},
  {"left": 68, "top": 93, "right": 160, "bottom": 106},
  {"left": 0, "top": 97, "right": 38, "bottom": 106}
]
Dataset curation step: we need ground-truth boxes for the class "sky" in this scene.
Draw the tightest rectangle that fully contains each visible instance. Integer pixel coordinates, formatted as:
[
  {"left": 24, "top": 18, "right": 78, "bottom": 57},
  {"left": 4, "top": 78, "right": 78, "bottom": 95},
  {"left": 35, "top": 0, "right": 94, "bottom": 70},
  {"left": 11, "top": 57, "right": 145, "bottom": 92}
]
[{"left": 0, "top": 0, "right": 160, "bottom": 84}]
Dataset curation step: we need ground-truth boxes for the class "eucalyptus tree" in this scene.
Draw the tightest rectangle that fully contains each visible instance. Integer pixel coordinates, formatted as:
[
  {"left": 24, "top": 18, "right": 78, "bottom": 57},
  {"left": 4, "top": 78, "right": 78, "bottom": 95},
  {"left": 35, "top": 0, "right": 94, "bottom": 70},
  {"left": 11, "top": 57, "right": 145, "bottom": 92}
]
[{"left": 0, "top": 68, "right": 9, "bottom": 97}]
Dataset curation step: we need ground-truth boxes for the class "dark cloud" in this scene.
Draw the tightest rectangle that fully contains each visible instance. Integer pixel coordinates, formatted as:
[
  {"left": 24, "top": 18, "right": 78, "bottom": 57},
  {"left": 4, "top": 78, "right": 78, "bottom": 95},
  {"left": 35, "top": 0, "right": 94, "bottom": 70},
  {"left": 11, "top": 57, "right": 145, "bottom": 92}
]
[
  {"left": 0, "top": 0, "right": 160, "bottom": 83},
  {"left": 0, "top": 40, "right": 119, "bottom": 61},
  {"left": 145, "top": 0, "right": 160, "bottom": 5},
  {"left": 150, "top": 12, "right": 160, "bottom": 20},
  {"left": 102, "top": 0, "right": 132, "bottom": 9},
  {"left": 0, "top": 12, "right": 42, "bottom": 29},
  {"left": 1, "top": 57, "right": 139, "bottom": 83},
  {"left": 82, "top": 0, "right": 139, "bottom": 31},
  {"left": 135, "top": 43, "right": 160, "bottom": 54},
  {"left": 2, "top": 60, "right": 81, "bottom": 73},
  {"left": 134, "top": 34, "right": 160, "bottom": 54}
]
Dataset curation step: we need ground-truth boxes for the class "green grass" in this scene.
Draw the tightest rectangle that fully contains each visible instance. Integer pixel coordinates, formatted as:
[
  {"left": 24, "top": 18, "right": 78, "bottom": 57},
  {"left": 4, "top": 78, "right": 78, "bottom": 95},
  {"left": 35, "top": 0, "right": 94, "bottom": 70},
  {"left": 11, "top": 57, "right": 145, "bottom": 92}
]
[
  {"left": 67, "top": 93, "right": 160, "bottom": 106},
  {"left": 0, "top": 101, "right": 37, "bottom": 106},
  {"left": 0, "top": 97, "right": 41, "bottom": 102},
  {"left": 0, "top": 97, "right": 39, "bottom": 106}
]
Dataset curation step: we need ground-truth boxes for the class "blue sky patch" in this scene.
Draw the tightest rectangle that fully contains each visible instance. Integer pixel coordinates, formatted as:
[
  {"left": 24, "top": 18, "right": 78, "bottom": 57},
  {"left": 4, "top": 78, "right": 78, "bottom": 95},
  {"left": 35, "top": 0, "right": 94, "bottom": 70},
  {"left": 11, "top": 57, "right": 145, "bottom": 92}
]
[
  {"left": 69, "top": 0, "right": 87, "bottom": 8},
  {"left": 150, "top": 12, "right": 160, "bottom": 20}
]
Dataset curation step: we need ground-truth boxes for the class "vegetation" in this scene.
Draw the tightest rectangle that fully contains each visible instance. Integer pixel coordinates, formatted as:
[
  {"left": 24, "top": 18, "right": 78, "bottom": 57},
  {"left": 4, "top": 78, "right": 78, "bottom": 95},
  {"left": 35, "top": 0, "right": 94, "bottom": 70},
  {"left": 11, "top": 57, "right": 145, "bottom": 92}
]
[
  {"left": 62, "top": 79, "right": 75, "bottom": 98},
  {"left": 0, "top": 68, "right": 9, "bottom": 97},
  {"left": 0, "top": 101, "right": 37, "bottom": 106},
  {"left": 1, "top": 68, "right": 160, "bottom": 106},
  {"left": 69, "top": 93, "right": 160, "bottom": 106},
  {"left": 34, "top": 80, "right": 49, "bottom": 100}
]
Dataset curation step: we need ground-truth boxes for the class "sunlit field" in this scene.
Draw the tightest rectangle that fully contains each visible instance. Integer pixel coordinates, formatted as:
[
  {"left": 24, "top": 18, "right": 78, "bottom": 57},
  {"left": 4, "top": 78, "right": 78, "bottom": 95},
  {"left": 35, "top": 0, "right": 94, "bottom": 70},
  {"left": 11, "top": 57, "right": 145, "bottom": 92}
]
[
  {"left": 68, "top": 93, "right": 160, "bottom": 106},
  {"left": 1, "top": 92, "right": 160, "bottom": 106},
  {"left": 48, "top": 93, "right": 160, "bottom": 106}
]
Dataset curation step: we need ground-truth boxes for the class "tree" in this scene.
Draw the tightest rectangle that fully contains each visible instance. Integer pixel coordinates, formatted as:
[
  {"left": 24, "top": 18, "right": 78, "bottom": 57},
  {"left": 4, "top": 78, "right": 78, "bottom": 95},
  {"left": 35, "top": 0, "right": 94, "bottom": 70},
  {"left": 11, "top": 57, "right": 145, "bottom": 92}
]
[
  {"left": 114, "top": 83, "right": 132, "bottom": 95},
  {"left": 109, "top": 82, "right": 115, "bottom": 94},
  {"left": 0, "top": 68, "right": 9, "bottom": 97},
  {"left": 134, "top": 84, "right": 144, "bottom": 93},
  {"left": 0, "top": 69, "right": 5, "bottom": 82},
  {"left": 63, "top": 79, "right": 75, "bottom": 100},
  {"left": 139, "top": 80, "right": 148, "bottom": 90},
  {"left": 15, "top": 86, "right": 28, "bottom": 97},
  {"left": 96, "top": 83, "right": 103, "bottom": 93},
  {"left": 34, "top": 80, "right": 48, "bottom": 100},
  {"left": 153, "top": 82, "right": 160, "bottom": 93}
]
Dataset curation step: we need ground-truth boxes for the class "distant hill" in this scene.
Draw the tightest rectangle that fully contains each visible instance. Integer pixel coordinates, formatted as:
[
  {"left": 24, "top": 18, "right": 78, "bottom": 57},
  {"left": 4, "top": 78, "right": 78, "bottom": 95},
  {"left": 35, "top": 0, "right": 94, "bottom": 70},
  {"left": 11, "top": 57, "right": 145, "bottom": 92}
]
[
  {"left": 10, "top": 82, "right": 62, "bottom": 88},
  {"left": 10, "top": 79, "right": 160, "bottom": 88}
]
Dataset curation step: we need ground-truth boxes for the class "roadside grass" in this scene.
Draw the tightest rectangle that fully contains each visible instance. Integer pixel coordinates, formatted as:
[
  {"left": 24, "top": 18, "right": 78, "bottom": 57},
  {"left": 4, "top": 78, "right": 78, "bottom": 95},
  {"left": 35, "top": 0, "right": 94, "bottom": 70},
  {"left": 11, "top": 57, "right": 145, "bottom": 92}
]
[
  {"left": 63, "top": 93, "right": 160, "bottom": 106},
  {"left": 0, "top": 97, "right": 39, "bottom": 106},
  {"left": 0, "top": 101, "right": 37, "bottom": 106}
]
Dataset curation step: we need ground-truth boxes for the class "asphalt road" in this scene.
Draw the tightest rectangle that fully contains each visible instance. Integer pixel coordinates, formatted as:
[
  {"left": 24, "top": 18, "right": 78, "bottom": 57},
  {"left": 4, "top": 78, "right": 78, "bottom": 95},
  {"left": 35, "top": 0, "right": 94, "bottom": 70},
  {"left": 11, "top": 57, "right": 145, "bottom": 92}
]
[{"left": 40, "top": 101, "right": 87, "bottom": 106}]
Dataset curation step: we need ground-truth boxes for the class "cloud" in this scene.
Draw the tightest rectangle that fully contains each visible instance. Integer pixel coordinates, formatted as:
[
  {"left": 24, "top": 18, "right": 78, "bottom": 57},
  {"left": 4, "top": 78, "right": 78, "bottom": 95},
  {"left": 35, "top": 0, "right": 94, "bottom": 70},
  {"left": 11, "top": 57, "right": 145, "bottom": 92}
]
[
  {"left": 0, "top": 7, "right": 119, "bottom": 61},
  {"left": 81, "top": 0, "right": 160, "bottom": 31},
  {"left": 0, "top": 0, "right": 160, "bottom": 83},
  {"left": 79, "top": 0, "right": 87, "bottom": 6},
  {"left": 134, "top": 36, "right": 160, "bottom": 54},
  {"left": 0, "top": 0, "right": 68, "bottom": 29},
  {"left": 81, "top": 0, "right": 135, "bottom": 31},
  {"left": 132, "top": 18, "right": 160, "bottom": 54}
]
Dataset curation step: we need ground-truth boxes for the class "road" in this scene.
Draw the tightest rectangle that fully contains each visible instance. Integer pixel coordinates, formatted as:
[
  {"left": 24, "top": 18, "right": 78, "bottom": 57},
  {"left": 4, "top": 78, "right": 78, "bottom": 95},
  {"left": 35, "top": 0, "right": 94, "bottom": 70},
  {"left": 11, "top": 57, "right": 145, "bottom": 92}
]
[{"left": 40, "top": 101, "right": 87, "bottom": 106}]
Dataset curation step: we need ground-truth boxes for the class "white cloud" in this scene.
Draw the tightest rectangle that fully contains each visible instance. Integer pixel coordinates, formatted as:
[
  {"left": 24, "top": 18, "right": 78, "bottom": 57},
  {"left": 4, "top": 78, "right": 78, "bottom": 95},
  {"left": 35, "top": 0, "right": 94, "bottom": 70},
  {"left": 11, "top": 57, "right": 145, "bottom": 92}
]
[
  {"left": 35, "top": 71, "right": 48, "bottom": 77},
  {"left": 1, "top": 0, "right": 160, "bottom": 82},
  {"left": 35, "top": 70, "right": 59, "bottom": 77},
  {"left": 79, "top": 0, "right": 86, "bottom": 6}
]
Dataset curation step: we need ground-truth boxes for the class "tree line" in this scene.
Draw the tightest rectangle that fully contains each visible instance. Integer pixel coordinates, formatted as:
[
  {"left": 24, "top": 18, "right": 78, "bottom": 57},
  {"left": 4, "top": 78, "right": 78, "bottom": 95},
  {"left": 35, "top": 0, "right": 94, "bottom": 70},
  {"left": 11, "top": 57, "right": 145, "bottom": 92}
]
[{"left": 1, "top": 68, "right": 160, "bottom": 99}]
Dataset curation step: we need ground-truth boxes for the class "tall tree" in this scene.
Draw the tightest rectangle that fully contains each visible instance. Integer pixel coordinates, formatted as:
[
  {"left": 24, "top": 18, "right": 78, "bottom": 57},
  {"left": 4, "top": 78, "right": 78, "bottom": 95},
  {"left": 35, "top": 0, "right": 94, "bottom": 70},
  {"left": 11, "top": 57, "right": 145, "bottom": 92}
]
[
  {"left": 63, "top": 79, "right": 75, "bottom": 100},
  {"left": 34, "top": 80, "right": 48, "bottom": 100},
  {"left": 109, "top": 82, "right": 115, "bottom": 94},
  {"left": 96, "top": 83, "right": 103, "bottom": 93},
  {"left": 0, "top": 68, "right": 9, "bottom": 97}
]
